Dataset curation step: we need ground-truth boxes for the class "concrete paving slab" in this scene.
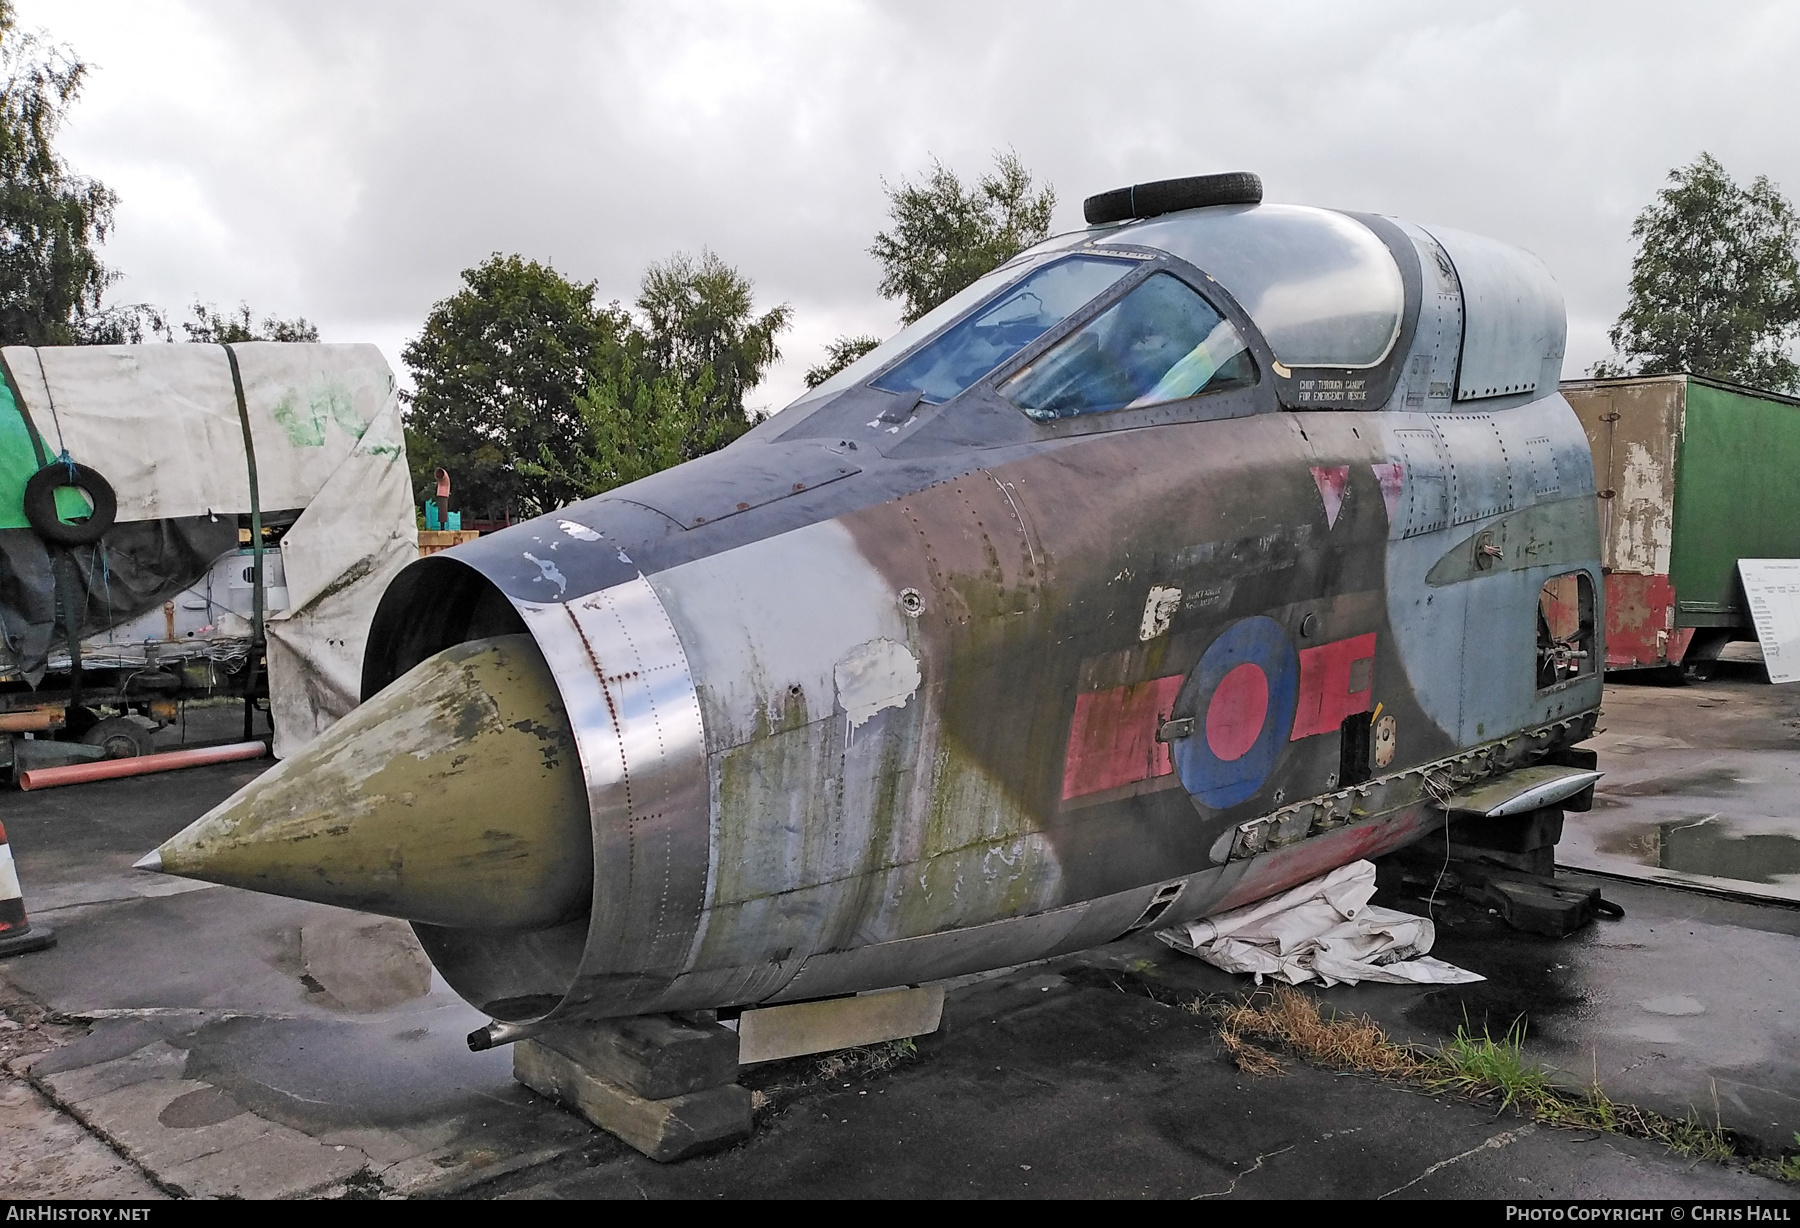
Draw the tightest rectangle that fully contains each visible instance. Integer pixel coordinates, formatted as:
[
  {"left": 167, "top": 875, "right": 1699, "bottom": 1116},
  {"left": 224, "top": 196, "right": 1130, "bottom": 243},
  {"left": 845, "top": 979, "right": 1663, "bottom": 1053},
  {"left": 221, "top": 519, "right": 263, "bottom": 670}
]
[
  {"left": 30, "top": 875, "right": 217, "bottom": 915},
  {"left": 0, "top": 1075, "right": 163, "bottom": 1199},
  {"left": 1561, "top": 668, "right": 1800, "bottom": 902},
  {"left": 34, "top": 1038, "right": 188, "bottom": 1105},
  {"left": 156, "top": 1119, "right": 368, "bottom": 1200},
  {"left": 69, "top": 1076, "right": 291, "bottom": 1172}
]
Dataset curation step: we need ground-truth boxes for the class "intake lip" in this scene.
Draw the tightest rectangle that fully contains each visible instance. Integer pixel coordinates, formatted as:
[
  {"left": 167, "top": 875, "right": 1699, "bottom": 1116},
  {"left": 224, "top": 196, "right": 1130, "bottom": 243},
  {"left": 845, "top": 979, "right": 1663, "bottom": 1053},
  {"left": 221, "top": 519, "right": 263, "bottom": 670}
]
[{"left": 361, "top": 537, "right": 711, "bottom": 1027}]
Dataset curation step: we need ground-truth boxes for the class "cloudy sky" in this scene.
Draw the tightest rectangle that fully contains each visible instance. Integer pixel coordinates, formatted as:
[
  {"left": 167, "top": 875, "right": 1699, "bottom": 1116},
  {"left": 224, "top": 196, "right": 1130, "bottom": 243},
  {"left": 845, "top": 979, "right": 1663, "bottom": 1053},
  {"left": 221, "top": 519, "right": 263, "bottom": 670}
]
[{"left": 16, "top": 1, "right": 1800, "bottom": 413}]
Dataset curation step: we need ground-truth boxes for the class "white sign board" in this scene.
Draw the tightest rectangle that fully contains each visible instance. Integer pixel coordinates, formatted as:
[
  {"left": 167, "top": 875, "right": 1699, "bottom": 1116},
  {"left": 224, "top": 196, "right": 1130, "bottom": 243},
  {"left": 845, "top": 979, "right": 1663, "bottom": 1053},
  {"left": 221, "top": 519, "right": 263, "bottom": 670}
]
[{"left": 1737, "top": 559, "right": 1800, "bottom": 684}]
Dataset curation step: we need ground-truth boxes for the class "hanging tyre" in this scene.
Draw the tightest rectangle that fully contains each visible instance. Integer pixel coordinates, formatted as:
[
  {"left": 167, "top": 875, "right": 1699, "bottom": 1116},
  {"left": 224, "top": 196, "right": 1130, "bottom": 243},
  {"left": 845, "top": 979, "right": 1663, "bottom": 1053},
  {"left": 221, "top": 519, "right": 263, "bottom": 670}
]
[{"left": 23, "top": 460, "right": 117, "bottom": 547}]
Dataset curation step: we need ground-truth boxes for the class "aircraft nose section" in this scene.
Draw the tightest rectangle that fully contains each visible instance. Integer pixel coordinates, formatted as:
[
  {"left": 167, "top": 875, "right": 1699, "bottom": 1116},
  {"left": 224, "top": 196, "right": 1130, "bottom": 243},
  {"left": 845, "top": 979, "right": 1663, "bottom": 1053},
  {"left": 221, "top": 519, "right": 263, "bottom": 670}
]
[{"left": 142, "top": 634, "right": 593, "bottom": 932}]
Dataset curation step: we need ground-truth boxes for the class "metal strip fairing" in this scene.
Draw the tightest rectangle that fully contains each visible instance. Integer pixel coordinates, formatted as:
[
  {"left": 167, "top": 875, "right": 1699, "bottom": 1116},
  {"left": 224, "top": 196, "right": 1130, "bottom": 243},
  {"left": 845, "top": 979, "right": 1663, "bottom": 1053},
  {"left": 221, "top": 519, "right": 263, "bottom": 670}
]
[
  {"left": 1219, "top": 712, "right": 1600, "bottom": 862},
  {"left": 516, "top": 576, "right": 710, "bottom": 1018}
]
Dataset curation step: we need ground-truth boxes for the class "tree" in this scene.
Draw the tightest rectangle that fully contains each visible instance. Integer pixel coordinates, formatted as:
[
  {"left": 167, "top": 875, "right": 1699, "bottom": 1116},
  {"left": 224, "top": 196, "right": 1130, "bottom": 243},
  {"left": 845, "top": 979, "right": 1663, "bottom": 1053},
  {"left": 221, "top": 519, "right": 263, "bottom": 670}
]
[
  {"left": 804, "top": 334, "right": 880, "bottom": 389},
  {"left": 403, "top": 255, "right": 631, "bottom": 518},
  {"left": 1595, "top": 153, "right": 1800, "bottom": 392},
  {"left": 526, "top": 362, "right": 732, "bottom": 499},
  {"left": 868, "top": 150, "right": 1056, "bottom": 324},
  {"left": 404, "top": 250, "right": 790, "bottom": 517},
  {"left": 637, "top": 249, "right": 791, "bottom": 422},
  {"left": 72, "top": 300, "right": 165, "bottom": 344},
  {"left": 179, "top": 301, "right": 319, "bottom": 344},
  {"left": 0, "top": 1, "right": 124, "bottom": 346}
]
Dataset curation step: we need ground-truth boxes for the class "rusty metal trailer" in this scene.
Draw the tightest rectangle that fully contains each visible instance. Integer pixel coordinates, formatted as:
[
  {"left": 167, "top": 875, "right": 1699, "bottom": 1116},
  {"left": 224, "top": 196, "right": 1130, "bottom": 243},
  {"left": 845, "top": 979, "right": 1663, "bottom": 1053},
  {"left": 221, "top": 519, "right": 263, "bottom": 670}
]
[{"left": 1563, "top": 374, "right": 1800, "bottom": 677}]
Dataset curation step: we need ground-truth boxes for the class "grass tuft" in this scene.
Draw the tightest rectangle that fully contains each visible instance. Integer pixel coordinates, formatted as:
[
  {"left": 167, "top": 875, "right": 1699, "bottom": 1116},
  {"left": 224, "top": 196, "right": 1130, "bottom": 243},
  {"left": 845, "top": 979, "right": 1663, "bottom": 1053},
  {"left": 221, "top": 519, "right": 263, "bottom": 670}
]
[
  {"left": 1216, "top": 987, "right": 1423, "bottom": 1077},
  {"left": 1218, "top": 1025, "right": 1285, "bottom": 1075},
  {"left": 1778, "top": 1135, "right": 1800, "bottom": 1182},
  {"left": 1196, "top": 986, "right": 1755, "bottom": 1173},
  {"left": 1429, "top": 1019, "right": 1554, "bottom": 1111}
]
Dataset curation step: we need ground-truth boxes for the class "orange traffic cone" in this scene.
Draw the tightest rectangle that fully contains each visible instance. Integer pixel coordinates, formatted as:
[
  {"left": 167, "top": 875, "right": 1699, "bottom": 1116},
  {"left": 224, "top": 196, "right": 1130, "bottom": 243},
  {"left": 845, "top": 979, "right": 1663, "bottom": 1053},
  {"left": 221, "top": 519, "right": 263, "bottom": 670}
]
[{"left": 0, "top": 820, "right": 54, "bottom": 957}]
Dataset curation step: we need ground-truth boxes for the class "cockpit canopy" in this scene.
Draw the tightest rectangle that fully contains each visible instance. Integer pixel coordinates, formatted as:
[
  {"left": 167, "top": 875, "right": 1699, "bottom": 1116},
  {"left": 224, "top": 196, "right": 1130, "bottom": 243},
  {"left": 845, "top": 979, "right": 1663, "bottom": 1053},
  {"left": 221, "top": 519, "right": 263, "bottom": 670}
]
[
  {"left": 1097, "top": 204, "right": 1403, "bottom": 370},
  {"left": 783, "top": 196, "right": 1561, "bottom": 425}
]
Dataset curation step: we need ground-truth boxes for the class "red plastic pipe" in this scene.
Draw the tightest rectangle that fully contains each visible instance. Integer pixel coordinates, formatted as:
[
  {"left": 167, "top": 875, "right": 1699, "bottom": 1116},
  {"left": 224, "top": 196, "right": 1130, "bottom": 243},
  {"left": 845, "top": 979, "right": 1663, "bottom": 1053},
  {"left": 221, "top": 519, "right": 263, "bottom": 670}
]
[{"left": 17, "top": 741, "right": 268, "bottom": 791}]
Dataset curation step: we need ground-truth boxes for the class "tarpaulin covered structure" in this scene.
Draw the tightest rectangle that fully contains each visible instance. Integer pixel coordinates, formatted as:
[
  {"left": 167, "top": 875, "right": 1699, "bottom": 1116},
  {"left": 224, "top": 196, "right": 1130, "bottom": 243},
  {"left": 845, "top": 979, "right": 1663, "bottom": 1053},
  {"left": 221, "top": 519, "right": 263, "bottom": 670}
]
[{"left": 0, "top": 343, "right": 417, "bottom": 757}]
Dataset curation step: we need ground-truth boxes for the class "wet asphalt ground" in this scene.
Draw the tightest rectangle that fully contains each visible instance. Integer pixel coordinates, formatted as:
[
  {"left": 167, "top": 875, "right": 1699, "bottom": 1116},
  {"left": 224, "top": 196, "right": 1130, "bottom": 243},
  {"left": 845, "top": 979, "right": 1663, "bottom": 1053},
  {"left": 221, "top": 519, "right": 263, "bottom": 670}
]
[{"left": 0, "top": 681, "right": 1795, "bottom": 1199}]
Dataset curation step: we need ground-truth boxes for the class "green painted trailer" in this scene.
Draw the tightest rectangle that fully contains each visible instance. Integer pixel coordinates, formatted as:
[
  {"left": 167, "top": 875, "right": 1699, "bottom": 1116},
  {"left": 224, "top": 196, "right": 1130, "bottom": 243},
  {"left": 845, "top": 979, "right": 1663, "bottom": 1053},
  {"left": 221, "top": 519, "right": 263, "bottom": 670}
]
[{"left": 1563, "top": 373, "right": 1800, "bottom": 675}]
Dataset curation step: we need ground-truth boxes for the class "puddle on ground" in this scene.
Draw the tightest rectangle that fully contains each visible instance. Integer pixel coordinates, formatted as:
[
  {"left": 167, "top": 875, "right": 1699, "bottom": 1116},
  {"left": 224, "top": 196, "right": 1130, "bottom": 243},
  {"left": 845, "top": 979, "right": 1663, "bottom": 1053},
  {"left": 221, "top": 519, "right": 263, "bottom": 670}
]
[
  {"left": 1388, "top": 896, "right": 1589, "bottom": 1041},
  {"left": 1638, "top": 995, "right": 1706, "bottom": 1017},
  {"left": 1593, "top": 734, "right": 1692, "bottom": 755},
  {"left": 1599, "top": 815, "right": 1800, "bottom": 885},
  {"left": 158, "top": 1085, "right": 248, "bottom": 1129},
  {"left": 299, "top": 916, "right": 433, "bottom": 1012},
  {"left": 1600, "top": 766, "right": 1751, "bottom": 798}
]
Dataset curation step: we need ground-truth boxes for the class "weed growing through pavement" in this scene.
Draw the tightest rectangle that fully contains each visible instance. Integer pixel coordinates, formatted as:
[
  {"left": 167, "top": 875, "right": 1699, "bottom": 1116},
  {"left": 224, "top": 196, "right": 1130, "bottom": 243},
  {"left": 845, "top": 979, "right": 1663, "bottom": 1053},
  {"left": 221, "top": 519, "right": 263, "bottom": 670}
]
[
  {"left": 1206, "top": 986, "right": 1772, "bottom": 1177},
  {"left": 1780, "top": 1135, "right": 1800, "bottom": 1182},
  {"left": 1430, "top": 1018, "right": 1554, "bottom": 1111},
  {"left": 743, "top": 1037, "right": 921, "bottom": 1121},
  {"left": 814, "top": 1037, "right": 917, "bottom": 1080}
]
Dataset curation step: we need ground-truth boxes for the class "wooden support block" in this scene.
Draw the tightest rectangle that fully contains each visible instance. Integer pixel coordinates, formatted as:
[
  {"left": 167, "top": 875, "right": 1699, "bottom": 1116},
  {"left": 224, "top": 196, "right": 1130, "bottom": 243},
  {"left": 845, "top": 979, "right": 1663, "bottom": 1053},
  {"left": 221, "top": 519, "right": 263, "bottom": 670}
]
[
  {"left": 534, "top": 1014, "right": 739, "bottom": 1100},
  {"left": 738, "top": 985, "right": 945, "bottom": 1065},
  {"left": 514, "top": 1039, "right": 752, "bottom": 1163}
]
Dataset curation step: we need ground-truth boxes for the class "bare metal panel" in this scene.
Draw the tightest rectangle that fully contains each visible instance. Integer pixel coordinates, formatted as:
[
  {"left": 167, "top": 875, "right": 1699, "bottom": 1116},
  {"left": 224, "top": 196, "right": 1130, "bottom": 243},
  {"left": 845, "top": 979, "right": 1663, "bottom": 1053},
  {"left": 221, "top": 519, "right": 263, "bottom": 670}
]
[
  {"left": 1392, "top": 427, "right": 1451, "bottom": 537},
  {"left": 1424, "top": 225, "right": 1565, "bottom": 403},
  {"left": 518, "top": 576, "right": 711, "bottom": 1017},
  {"left": 1381, "top": 395, "right": 1600, "bottom": 746},
  {"left": 1388, "top": 222, "right": 1464, "bottom": 412},
  {"left": 1433, "top": 412, "right": 1515, "bottom": 526}
]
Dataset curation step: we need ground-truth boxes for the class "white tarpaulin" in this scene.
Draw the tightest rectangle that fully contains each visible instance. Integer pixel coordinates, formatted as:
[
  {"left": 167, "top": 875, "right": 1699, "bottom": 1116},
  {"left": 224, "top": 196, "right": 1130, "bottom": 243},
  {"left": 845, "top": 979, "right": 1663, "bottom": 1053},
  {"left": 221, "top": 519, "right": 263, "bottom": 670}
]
[
  {"left": 6, "top": 344, "right": 251, "bottom": 521},
  {"left": 1157, "top": 860, "right": 1484, "bottom": 987},
  {"left": 2, "top": 342, "right": 418, "bottom": 758},
  {"left": 1738, "top": 559, "right": 1800, "bottom": 685}
]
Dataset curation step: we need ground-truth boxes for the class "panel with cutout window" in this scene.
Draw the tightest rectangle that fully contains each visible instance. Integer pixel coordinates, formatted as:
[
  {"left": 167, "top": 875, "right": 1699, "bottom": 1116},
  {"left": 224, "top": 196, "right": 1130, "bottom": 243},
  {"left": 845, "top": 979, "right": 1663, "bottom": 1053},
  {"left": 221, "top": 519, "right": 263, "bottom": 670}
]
[{"left": 1538, "top": 571, "right": 1596, "bottom": 689}]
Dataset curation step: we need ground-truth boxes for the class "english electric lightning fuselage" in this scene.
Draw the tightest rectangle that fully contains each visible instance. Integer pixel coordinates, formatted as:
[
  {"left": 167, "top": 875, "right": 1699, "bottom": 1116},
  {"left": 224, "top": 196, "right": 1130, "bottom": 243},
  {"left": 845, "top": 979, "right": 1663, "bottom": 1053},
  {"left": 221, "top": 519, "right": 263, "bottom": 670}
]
[{"left": 148, "top": 175, "right": 1602, "bottom": 1041}]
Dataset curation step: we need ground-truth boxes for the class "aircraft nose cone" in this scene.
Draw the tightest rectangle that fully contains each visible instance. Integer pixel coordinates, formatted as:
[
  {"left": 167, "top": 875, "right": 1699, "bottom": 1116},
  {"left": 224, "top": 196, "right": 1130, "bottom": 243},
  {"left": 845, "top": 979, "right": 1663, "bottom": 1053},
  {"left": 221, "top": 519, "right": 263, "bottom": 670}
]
[{"left": 142, "top": 634, "right": 593, "bottom": 931}]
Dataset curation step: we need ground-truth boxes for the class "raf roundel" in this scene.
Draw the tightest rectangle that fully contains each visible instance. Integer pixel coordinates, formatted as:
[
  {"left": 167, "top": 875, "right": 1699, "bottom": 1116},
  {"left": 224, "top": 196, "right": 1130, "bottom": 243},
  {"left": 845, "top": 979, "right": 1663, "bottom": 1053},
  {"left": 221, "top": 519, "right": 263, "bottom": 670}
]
[{"left": 1171, "top": 617, "right": 1299, "bottom": 810}]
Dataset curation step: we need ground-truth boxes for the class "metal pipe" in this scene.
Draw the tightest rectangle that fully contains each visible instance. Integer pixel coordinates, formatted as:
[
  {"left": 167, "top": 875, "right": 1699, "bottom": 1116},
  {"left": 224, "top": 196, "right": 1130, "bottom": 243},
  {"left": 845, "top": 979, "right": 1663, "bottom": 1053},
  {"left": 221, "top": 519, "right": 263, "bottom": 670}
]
[
  {"left": 466, "top": 1018, "right": 551, "bottom": 1051},
  {"left": 18, "top": 740, "right": 267, "bottom": 791},
  {"left": 0, "top": 711, "right": 62, "bottom": 733}
]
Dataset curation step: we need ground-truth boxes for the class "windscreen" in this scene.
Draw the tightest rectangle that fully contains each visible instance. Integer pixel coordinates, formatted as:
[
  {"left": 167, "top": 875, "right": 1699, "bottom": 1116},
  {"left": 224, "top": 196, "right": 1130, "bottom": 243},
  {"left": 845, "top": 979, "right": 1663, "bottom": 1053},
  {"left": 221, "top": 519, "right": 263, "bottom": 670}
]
[
  {"left": 787, "top": 259, "right": 1045, "bottom": 409},
  {"left": 869, "top": 256, "right": 1136, "bottom": 404}
]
